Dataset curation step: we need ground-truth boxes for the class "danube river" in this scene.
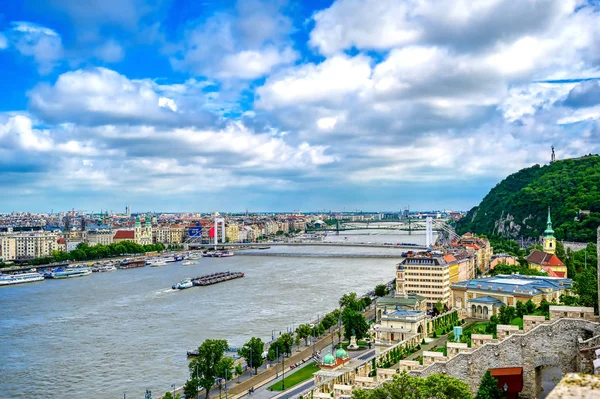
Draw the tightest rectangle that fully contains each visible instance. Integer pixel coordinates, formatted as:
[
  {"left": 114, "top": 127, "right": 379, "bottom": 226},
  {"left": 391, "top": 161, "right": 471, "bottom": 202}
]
[{"left": 0, "top": 231, "right": 429, "bottom": 399}]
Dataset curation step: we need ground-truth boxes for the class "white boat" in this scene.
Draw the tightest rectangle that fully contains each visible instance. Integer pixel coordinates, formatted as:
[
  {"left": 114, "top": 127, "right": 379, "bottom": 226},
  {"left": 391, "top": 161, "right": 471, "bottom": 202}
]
[
  {"left": 95, "top": 264, "right": 117, "bottom": 272},
  {"left": 0, "top": 271, "right": 45, "bottom": 286},
  {"left": 47, "top": 266, "right": 92, "bottom": 279},
  {"left": 173, "top": 278, "right": 193, "bottom": 290},
  {"left": 182, "top": 261, "right": 195, "bottom": 266},
  {"left": 149, "top": 259, "right": 167, "bottom": 267}
]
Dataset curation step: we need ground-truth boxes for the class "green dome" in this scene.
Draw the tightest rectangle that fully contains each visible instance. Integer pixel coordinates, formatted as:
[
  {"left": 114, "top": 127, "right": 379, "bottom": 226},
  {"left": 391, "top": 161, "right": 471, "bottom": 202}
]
[
  {"left": 335, "top": 348, "right": 348, "bottom": 359},
  {"left": 323, "top": 353, "right": 336, "bottom": 365}
]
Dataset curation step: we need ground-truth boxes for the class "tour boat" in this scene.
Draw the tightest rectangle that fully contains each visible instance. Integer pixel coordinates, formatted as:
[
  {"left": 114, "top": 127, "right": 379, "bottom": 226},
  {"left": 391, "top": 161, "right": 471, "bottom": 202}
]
[
  {"left": 182, "top": 261, "right": 195, "bottom": 266},
  {"left": 94, "top": 264, "right": 117, "bottom": 272},
  {"left": 47, "top": 266, "right": 92, "bottom": 279},
  {"left": 0, "top": 271, "right": 45, "bottom": 286},
  {"left": 217, "top": 251, "right": 234, "bottom": 258},
  {"left": 173, "top": 279, "right": 193, "bottom": 290},
  {"left": 149, "top": 259, "right": 167, "bottom": 267}
]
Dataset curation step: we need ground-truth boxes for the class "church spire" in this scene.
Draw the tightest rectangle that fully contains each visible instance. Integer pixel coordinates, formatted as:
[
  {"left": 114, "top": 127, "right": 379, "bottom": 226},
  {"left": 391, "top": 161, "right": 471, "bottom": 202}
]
[{"left": 544, "top": 207, "right": 555, "bottom": 238}]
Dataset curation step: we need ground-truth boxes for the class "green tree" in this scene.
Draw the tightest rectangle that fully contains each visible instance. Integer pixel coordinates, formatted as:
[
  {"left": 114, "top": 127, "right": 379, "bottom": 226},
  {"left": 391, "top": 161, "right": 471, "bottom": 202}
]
[
  {"left": 574, "top": 266, "right": 598, "bottom": 311},
  {"left": 339, "top": 292, "right": 360, "bottom": 310},
  {"left": 163, "top": 392, "right": 181, "bottom": 399},
  {"left": 342, "top": 308, "right": 369, "bottom": 340},
  {"left": 434, "top": 301, "right": 444, "bottom": 315},
  {"left": 374, "top": 284, "right": 388, "bottom": 297},
  {"left": 525, "top": 299, "right": 536, "bottom": 314},
  {"left": 215, "top": 357, "right": 234, "bottom": 397},
  {"left": 296, "top": 324, "right": 312, "bottom": 346},
  {"left": 238, "top": 337, "right": 264, "bottom": 375},
  {"left": 422, "top": 374, "right": 472, "bottom": 399},
  {"left": 515, "top": 301, "right": 526, "bottom": 318},
  {"left": 188, "top": 339, "right": 229, "bottom": 399},
  {"left": 475, "top": 370, "right": 503, "bottom": 399},
  {"left": 498, "top": 305, "right": 516, "bottom": 325},
  {"left": 183, "top": 378, "right": 200, "bottom": 399},
  {"left": 278, "top": 333, "right": 294, "bottom": 356},
  {"left": 235, "top": 364, "right": 243, "bottom": 382}
]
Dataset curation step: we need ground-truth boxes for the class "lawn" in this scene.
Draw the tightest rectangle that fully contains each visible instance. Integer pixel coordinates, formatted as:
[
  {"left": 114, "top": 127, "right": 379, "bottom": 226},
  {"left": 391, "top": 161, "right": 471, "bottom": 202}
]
[{"left": 268, "top": 362, "right": 321, "bottom": 391}]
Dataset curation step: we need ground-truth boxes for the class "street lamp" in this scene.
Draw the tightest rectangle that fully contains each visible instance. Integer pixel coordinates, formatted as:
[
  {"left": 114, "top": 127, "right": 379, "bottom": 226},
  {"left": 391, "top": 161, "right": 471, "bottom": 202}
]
[
  {"left": 171, "top": 384, "right": 176, "bottom": 396},
  {"left": 503, "top": 383, "right": 508, "bottom": 392}
]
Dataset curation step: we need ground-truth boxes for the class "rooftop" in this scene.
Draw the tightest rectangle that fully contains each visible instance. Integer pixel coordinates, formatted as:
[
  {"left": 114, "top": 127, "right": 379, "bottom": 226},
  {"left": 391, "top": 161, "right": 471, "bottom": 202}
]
[{"left": 452, "top": 274, "right": 572, "bottom": 296}]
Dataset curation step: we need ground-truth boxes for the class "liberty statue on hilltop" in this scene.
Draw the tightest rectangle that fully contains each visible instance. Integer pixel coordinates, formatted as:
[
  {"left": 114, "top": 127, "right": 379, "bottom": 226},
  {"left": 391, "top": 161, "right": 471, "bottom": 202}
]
[{"left": 551, "top": 146, "right": 556, "bottom": 163}]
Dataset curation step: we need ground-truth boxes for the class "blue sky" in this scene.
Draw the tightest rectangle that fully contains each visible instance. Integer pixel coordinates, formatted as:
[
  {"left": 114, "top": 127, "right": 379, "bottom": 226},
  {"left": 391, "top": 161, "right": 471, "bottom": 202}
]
[{"left": 1, "top": 0, "right": 600, "bottom": 213}]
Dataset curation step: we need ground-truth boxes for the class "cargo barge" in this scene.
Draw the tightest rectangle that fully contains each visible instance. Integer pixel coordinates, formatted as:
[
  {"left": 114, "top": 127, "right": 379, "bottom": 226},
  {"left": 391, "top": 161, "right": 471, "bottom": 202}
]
[{"left": 172, "top": 271, "right": 244, "bottom": 290}]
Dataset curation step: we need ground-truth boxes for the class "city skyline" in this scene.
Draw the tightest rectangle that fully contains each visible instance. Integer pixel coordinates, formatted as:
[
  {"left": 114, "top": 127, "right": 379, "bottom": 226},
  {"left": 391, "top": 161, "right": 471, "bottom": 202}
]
[{"left": 1, "top": 0, "right": 600, "bottom": 212}]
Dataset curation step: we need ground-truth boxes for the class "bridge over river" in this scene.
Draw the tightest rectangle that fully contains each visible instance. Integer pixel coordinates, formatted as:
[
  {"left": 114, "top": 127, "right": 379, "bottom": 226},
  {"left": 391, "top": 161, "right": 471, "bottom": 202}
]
[{"left": 186, "top": 242, "right": 428, "bottom": 250}]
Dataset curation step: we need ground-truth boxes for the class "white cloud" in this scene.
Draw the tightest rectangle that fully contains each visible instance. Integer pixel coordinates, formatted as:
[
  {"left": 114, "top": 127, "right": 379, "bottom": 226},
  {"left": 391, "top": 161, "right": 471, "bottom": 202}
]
[
  {"left": 8, "top": 21, "right": 64, "bottom": 73},
  {"left": 0, "top": 33, "right": 8, "bottom": 49},
  {"left": 171, "top": 0, "right": 296, "bottom": 80},
  {"left": 27, "top": 67, "right": 205, "bottom": 125},
  {"left": 256, "top": 54, "right": 372, "bottom": 109}
]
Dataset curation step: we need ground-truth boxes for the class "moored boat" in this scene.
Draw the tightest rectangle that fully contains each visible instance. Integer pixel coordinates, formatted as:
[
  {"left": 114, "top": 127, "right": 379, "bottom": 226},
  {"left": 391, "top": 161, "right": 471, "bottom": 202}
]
[
  {"left": 47, "top": 266, "right": 92, "bottom": 279},
  {"left": 0, "top": 271, "right": 45, "bottom": 286},
  {"left": 182, "top": 261, "right": 195, "bottom": 266},
  {"left": 118, "top": 259, "right": 146, "bottom": 269},
  {"left": 93, "top": 264, "right": 117, "bottom": 272}
]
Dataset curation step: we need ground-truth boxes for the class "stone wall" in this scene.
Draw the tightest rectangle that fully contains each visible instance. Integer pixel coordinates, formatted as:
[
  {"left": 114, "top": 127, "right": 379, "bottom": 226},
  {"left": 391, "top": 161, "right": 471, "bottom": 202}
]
[
  {"left": 497, "top": 324, "right": 520, "bottom": 339},
  {"left": 523, "top": 315, "right": 546, "bottom": 332},
  {"left": 409, "top": 318, "right": 600, "bottom": 399},
  {"left": 550, "top": 306, "right": 595, "bottom": 321}
]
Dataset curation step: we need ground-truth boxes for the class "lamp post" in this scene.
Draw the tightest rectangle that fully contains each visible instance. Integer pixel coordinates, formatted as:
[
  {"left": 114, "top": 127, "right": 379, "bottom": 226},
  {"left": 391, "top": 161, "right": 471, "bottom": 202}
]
[
  {"left": 171, "top": 384, "right": 176, "bottom": 396},
  {"left": 503, "top": 383, "right": 508, "bottom": 392},
  {"left": 282, "top": 349, "right": 285, "bottom": 391}
]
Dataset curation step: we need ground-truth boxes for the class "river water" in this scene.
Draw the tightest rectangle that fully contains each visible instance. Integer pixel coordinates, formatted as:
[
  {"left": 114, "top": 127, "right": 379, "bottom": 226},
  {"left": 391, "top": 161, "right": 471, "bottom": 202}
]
[{"left": 0, "top": 230, "right": 429, "bottom": 399}]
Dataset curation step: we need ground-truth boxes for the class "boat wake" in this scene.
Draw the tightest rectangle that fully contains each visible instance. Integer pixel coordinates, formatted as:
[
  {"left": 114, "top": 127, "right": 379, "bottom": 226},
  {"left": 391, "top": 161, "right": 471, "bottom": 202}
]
[{"left": 154, "top": 288, "right": 177, "bottom": 295}]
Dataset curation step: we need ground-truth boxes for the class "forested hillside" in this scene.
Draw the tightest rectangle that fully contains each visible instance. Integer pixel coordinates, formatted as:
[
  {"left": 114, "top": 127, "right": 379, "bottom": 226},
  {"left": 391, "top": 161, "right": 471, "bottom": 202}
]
[{"left": 456, "top": 155, "right": 600, "bottom": 242}]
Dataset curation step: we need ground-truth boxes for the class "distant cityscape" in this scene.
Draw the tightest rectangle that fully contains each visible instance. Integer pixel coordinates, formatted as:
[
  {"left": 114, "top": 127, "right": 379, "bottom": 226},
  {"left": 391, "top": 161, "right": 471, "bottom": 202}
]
[{"left": 0, "top": 208, "right": 464, "bottom": 262}]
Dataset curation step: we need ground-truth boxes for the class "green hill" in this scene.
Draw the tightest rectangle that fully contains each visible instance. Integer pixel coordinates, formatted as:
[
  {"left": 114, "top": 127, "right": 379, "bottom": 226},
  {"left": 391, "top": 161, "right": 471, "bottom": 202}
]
[{"left": 456, "top": 154, "right": 600, "bottom": 242}]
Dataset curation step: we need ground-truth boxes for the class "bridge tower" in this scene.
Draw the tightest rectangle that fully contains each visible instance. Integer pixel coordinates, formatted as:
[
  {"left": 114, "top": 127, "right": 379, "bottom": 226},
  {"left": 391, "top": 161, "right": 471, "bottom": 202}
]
[
  {"left": 213, "top": 217, "right": 225, "bottom": 248},
  {"left": 425, "top": 217, "right": 433, "bottom": 247}
]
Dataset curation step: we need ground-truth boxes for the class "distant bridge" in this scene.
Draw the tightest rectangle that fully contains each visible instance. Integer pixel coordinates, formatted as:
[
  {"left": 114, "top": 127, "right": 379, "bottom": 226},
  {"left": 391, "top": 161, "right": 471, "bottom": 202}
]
[{"left": 185, "top": 242, "right": 428, "bottom": 250}]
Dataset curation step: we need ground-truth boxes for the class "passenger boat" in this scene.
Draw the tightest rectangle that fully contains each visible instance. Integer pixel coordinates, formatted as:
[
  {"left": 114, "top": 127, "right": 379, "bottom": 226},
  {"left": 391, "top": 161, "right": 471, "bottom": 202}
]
[
  {"left": 174, "top": 255, "right": 184, "bottom": 262},
  {"left": 172, "top": 279, "right": 193, "bottom": 290},
  {"left": 0, "top": 271, "right": 45, "bottom": 286},
  {"left": 47, "top": 266, "right": 92, "bottom": 279},
  {"left": 182, "top": 261, "right": 195, "bottom": 266},
  {"left": 217, "top": 251, "right": 234, "bottom": 258},
  {"left": 93, "top": 264, "right": 117, "bottom": 272},
  {"left": 149, "top": 259, "right": 167, "bottom": 267},
  {"left": 118, "top": 259, "right": 146, "bottom": 269}
]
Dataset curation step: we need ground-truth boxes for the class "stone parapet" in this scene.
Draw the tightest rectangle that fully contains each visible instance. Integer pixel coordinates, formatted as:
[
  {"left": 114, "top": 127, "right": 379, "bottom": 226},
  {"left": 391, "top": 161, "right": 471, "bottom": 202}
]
[
  {"left": 398, "top": 360, "right": 421, "bottom": 372},
  {"left": 376, "top": 368, "right": 397, "bottom": 382},
  {"left": 423, "top": 350, "right": 446, "bottom": 366},
  {"left": 523, "top": 315, "right": 547, "bottom": 332},
  {"left": 497, "top": 324, "right": 520, "bottom": 339},
  {"left": 550, "top": 306, "right": 595, "bottom": 321},
  {"left": 447, "top": 342, "right": 470, "bottom": 358},
  {"left": 471, "top": 334, "right": 494, "bottom": 348}
]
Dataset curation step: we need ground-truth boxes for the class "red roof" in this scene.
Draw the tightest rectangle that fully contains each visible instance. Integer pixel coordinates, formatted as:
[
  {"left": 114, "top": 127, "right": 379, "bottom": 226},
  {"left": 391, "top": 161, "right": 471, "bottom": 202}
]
[
  {"left": 542, "top": 267, "right": 560, "bottom": 278},
  {"left": 114, "top": 230, "right": 135, "bottom": 239},
  {"left": 527, "top": 250, "right": 565, "bottom": 267},
  {"left": 57, "top": 238, "right": 66, "bottom": 245}
]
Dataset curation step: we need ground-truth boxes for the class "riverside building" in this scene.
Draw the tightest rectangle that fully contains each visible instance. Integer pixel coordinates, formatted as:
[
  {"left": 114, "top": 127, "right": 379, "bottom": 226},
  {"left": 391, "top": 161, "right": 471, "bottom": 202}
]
[
  {"left": 450, "top": 274, "right": 572, "bottom": 319},
  {"left": 396, "top": 252, "right": 474, "bottom": 309}
]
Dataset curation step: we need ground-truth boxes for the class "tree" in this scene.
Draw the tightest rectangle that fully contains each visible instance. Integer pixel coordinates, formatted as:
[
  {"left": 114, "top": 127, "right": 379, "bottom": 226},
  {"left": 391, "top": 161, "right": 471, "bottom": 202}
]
[
  {"left": 475, "top": 370, "right": 503, "bottom": 399},
  {"left": 278, "top": 333, "right": 294, "bottom": 356},
  {"left": 434, "top": 301, "right": 444, "bottom": 316},
  {"left": 183, "top": 378, "right": 200, "bottom": 399},
  {"left": 342, "top": 308, "right": 369, "bottom": 340},
  {"left": 215, "top": 357, "right": 234, "bottom": 397},
  {"left": 525, "top": 299, "right": 536, "bottom": 314},
  {"left": 374, "top": 284, "right": 388, "bottom": 297},
  {"left": 515, "top": 301, "right": 526, "bottom": 318},
  {"left": 339, "top": 292, "right": 360, "bottom": 310},
  {"left": 422, "top": 374, "right": 472, "bottom": 399},
  {"left": 163, "top": 392, "right": 181, "bottom": 399},
  {"left": 294, "top": 335, "right": 301, "bottom": 349},
  {"left": 296, "top": 324, "right": 312, "bottom": 346},
  {"left": 266, "top": 348, "right": 276, "bottom": 362},
  {"left": 238, "top": 337, "right": 264, "bottom": 375},
  {"left": 361, "top": 296, "right": 373, "bottom": 309},
  {"left": 574, "top": 266, "right": 598, "bottom": 311},
  {"left": 498, "top": 305, "right": 516, "bottom": 325},
  {"left": 235, "top": 364, "right": 243, "bottom": 382},
  {"left": 188, "top": 339, "right": 229, "bottom": 399}
]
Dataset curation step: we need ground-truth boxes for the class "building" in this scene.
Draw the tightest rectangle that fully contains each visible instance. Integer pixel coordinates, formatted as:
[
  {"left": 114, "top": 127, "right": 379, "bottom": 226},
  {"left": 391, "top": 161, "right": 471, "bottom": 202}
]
[
  {"left": 86, "top": 228, "right": 113, "bottom": 246},
  {"left": 396, "top": 253, "right": 474, "bottom": 309},
  {"left": 0, "top": 236, "right": 16, "bottom": 261},
  {"left": 225, "top": 224, "right": 239, "bottom": 242},
  {"left": 451, "top": 274, "right": 573, "bottom": 319},
  {"left": 451, "top": 234, "right": 493, "bottom": 272},
  {"left": 490, "top": 254, "right": 519, "bottom": 269},
  {"left": 12, "top": 232, "right": 60, "bottom": 259},
  {"left": 375, "top": 295, "right": 427, "bottom": 321},
  {"left": 526, "top": 208, "right": 567, "bottom": 277},
  {"left": 133, "top": 215, "right": 152, "bottom": 245},
  {"left": 113, "top": 230, "right": 135, "bottom": 243},
  {"left": 372, "top": 307, "right": 426, "bottom": 345}
]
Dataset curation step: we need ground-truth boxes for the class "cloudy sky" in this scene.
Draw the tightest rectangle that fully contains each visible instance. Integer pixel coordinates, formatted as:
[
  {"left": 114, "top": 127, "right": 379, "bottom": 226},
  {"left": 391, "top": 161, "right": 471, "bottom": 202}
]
[{"left": 1, "top": 0, "right": 599, "bottom": 213}]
